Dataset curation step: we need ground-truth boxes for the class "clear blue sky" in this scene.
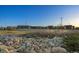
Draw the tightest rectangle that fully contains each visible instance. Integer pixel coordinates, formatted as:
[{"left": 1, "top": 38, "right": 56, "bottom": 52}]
[{"left": 0, "top": 5, "right": 79, "bottom": 27}]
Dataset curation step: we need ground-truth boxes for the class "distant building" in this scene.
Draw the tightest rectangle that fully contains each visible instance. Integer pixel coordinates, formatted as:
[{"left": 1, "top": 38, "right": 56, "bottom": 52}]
[
  {"left": 47, "top": 26, "right": 54, "bottom": 29},
  {"left": 16, "top": 25, "right": 30, "bottom": 29},
  {"left": 75, "top": 27, "right": 79, "bottom": 30},
  {"left": 0, "top": 27, "right": 5, "bottom": 30},
  {"left": 64, "top": 25, "right": 75, "bottom": 29}
]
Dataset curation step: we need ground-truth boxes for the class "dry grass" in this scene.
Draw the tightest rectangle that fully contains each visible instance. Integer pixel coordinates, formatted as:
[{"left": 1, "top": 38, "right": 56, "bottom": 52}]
[
  {"left": 0, "top": 30, "right": 31, "bottom": 35},
  {"left": 0, "top": 45, "right": 15, "bottom": 53}
]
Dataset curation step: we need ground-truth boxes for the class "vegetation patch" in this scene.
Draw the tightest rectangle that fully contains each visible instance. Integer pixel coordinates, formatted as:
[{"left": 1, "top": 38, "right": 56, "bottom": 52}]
[{"left": 63, "top": 33, "right": 79, "bottom": 52}]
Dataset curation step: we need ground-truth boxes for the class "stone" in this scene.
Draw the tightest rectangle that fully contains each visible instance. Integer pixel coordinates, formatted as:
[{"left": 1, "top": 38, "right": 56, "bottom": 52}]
[{"left": 51, "top": 47, "right": 67, "bottom": 53}]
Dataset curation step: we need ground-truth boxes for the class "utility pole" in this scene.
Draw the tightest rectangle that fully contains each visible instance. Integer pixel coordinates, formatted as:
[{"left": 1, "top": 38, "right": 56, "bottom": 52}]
[
  {"left": 27, "top": 20, "right": 31, "bottom": 30},
  {"left": 25, "top": 19, "right": 30, "bottom": 30},
  {"left": 60, "top": 17, "right": 64, "bottom": 34},
  {"left": 60, "top": 17, "right": 63, "bottom": 26}
]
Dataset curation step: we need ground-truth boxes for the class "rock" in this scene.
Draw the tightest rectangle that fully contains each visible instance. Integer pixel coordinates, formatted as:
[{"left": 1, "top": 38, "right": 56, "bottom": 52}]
[
  {"left": 44, "top": 48, "right": 51, "bottom": 53},
  {"left": 48, "top": 36, "right": 63, "bottom": 47},
  {"left": 51, "top": 47, "right": 67, "bottom": 53}
]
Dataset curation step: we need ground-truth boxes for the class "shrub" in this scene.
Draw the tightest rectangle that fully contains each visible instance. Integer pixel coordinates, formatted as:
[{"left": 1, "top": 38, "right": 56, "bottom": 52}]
[{"left": 63, "top": 34, "right": 79, "bottom": 52}]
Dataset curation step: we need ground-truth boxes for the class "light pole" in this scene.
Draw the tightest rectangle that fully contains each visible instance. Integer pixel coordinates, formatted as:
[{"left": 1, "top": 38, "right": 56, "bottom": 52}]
[{"left": 61, "top": 17, "right": 63, "bottom": 26}]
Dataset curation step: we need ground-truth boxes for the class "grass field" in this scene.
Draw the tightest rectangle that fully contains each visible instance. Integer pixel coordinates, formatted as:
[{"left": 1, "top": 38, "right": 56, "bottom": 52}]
[
  {"left": 0, "top": 30, "right": 31, "bottom": 35},
  {"left": 0, "top": 29, "right": 79, "bottom": 53}
]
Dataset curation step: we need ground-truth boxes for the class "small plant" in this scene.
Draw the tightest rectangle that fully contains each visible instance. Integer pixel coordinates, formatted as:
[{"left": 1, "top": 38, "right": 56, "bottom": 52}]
[{"left": 63, "top": 33, "right": 79, "bottom": 52}]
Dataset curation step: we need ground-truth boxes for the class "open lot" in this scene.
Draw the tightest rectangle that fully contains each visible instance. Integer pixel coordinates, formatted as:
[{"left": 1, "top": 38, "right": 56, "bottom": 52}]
[
  {"left": 0, "top": 29, "right": 78, "bottom": 35},
  {"left": 0, "top": 29, "right": 79, "bottom": 53},
  {"left": 0, "top": 30, "right": 31, "bottom": 35}
]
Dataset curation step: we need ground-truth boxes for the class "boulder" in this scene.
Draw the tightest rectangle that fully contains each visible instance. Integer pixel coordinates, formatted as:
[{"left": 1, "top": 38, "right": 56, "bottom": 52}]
[{"left": 51, "top": 47, "right": 67, "bottom": 53}]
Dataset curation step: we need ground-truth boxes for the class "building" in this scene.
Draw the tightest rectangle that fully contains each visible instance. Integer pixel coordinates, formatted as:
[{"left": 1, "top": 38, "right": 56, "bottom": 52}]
[
  {"left": 64, "top": 25, "right": 75, "bottom": 29},
  {"left": 75, "top": 27, "right": 79, "bottom": 30}
]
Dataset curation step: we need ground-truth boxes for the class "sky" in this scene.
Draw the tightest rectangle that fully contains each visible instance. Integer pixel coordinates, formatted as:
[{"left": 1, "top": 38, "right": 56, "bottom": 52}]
[{"left": 0, "top": 5, "right": 79, "bottom": 27}]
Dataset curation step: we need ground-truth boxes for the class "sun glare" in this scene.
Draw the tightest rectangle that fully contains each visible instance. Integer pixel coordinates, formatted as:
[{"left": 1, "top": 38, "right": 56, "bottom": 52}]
[{"left": 71, "top": 17, "right": 79, "bottom": 27}]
